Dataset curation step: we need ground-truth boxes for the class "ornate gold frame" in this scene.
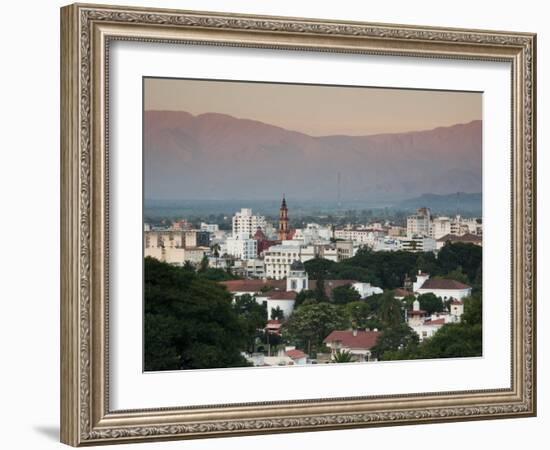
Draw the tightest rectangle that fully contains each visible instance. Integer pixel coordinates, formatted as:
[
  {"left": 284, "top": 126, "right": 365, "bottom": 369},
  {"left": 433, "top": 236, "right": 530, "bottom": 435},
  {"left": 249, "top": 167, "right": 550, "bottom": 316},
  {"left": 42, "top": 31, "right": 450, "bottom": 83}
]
[{"left": 60, "top": 3, "right": 536, "bottom": 446}]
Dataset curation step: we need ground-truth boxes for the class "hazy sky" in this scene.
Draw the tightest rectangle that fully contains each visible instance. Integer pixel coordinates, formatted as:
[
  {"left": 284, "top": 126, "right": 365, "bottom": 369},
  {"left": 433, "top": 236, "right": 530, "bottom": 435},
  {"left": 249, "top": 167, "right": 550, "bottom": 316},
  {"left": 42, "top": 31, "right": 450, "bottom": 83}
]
[{"left": 144, "top": 77, "right": 481, "bottom": 136}]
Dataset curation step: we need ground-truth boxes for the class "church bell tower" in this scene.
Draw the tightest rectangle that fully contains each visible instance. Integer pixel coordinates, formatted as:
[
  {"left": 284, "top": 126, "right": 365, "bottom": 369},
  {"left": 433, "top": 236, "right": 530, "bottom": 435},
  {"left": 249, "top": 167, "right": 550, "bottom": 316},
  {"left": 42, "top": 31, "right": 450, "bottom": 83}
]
[{"left": 278, "top": 195, "right": 289, "bottom": 241}]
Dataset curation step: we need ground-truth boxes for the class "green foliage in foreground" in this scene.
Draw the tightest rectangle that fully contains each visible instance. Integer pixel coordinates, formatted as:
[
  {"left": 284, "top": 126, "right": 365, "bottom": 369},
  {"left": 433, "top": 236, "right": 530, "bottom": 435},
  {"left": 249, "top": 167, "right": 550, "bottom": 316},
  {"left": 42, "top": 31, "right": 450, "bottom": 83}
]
[
  {"left": 282, "top": 302, "right": 350, "bottom": 357},
  {"left": 303, "top": 243, "right": 482, "bottom": 291},
  {"left": 332, "top": 349, "right": 354, "bottom": 363},
  {"left": 144, "top": 257, "right": 251, "bottom": 371},
  {"left": 382, "top": 294, "right": 483, "bottom": 361}
]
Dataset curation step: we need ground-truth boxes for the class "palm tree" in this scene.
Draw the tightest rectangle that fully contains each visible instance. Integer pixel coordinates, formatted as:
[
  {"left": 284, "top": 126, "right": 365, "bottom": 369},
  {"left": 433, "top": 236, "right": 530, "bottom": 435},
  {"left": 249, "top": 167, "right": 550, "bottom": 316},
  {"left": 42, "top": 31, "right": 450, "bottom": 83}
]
[
  {"left": 211, "top": 243, "right": 221, "bottom": 258},
  {"left": 379, "top": 292, "right": 404, "bottom": 327},
  {"left": 332, "top": 349, "right": 354, "bottom": 363}
]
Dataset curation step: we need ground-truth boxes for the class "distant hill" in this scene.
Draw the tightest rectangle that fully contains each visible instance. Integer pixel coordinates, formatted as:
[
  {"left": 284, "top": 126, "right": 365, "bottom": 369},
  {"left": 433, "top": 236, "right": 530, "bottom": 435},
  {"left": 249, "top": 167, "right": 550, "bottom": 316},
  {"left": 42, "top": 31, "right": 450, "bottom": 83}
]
[
  {"left": 144, "top": 111, "right": 482, "bottom": 202},
  {"left": 395, "top": 192, "right": 482, "bottom": 215}
]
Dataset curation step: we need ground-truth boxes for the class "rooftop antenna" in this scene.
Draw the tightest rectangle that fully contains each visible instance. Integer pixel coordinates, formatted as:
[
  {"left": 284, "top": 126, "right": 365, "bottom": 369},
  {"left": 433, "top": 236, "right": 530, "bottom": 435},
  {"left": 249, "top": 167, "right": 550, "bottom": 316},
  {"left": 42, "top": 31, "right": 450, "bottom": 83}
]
[
  {"left": 337, "top": 172, "right": 342, "bottom": 211},
  {"left": 456, "top": 192, "right": 460, "bottom": 217}
]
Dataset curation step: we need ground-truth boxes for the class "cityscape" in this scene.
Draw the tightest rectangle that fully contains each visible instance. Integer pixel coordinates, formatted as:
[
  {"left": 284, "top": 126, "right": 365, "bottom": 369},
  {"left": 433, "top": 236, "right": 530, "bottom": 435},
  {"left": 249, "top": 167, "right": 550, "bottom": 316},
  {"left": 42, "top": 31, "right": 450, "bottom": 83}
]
[
  {"left": 144, "top": 199, "right": 482, "bottom": 369},
  {"left": 143, "top": 78, "right": 482, "bottom": 371}
]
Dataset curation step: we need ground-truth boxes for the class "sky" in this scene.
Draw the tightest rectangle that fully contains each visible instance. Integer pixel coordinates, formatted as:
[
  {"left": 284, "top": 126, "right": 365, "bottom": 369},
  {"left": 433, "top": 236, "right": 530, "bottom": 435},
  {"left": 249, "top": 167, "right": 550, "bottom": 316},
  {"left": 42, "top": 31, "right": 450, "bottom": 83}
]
[{"left": 144, "top": 77, "right": 482, "bottom": 136}]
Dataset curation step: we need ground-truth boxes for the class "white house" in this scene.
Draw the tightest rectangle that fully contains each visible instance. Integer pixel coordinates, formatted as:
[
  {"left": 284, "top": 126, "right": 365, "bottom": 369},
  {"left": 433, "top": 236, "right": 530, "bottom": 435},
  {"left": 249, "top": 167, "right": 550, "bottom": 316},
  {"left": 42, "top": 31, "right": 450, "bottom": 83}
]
[
  {"left": 260, "top": 291, "right": 297, "bottom": 320},
  {"left": 416, "top": 278, "right": 472, "bottom": 301},
  {"left": 412, "top": 270, "right": 472, "bottom": 301},
  {"left": 323, "top": 329, "right": 381, "bottom": 362},
  {"left": 280, "top": 346, "right": 308, "bottom": 365},
  {"left": 411, "top": 318, "right": 446, "bottom": 342}
]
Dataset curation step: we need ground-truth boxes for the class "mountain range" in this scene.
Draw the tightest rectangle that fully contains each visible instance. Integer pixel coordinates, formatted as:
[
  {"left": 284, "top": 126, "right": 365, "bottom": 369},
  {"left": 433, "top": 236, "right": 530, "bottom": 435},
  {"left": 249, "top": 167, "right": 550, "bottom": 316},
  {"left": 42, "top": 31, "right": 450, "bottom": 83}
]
[{"left": 144, "top": 111, "right": 482, "bottom": 202}]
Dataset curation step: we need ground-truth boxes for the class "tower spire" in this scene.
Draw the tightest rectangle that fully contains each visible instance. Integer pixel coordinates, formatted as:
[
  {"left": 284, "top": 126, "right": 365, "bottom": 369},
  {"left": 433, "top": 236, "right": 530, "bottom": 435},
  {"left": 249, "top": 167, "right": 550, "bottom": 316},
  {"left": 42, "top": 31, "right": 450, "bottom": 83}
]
[{"left": 278, "top": 194, "right": 289, "bottom": 241}]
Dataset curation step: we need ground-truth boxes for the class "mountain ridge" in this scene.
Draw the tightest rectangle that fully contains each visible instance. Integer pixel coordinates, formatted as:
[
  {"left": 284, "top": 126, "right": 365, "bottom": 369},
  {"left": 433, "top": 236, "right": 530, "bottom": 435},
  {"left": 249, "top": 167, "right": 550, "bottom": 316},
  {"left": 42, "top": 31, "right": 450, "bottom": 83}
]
[{"left": 144, "top": 111, "right": 482, "bottom": 202}]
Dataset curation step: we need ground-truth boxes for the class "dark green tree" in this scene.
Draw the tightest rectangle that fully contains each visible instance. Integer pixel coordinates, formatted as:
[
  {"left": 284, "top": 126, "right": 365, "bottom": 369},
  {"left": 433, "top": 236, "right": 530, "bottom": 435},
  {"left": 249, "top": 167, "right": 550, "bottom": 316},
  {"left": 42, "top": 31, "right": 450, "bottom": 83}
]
[
  {"left": 304, "top": 257, "right": 335, "bottom": 279},
  {"left": 144, "top": 257, "right": 250, "bottom": 371},
  {"left": 371, "top": 323, "right": 419, "bottom": 360},
  {"left": 294, "top": 289, "right": 316, "bottom": 308},
  {"left": 233, "top": 294, "right": 267, "bottom": 353},
  {"left": 461, "top": 294, "right": 482, "bottom": 326},
  {"left": 183, "top": 260, "right": 195, "bottom": 272},
  {"left": 211, "top": 243, "right": 221, "bottom": 258},
  {"left": 331, "top": 284, "right": 361, "bottom": 305},
  {"left": 439, "top": 266, "right": 469, "bottom": 284},
  {"left": 198, "top": 268, "right": 239, "bottom": 282},
  {"left": 417, "top": 293, "right": 445, "bottom": 315},
  {"left": 345, "top": 301, "right": 383, "bottom": 330},
  {"left": 436, "top": 242, "right": 482, "bottom": 283},
  {"left": 198, "top": 254, "right": 209, "bottom": 273},
  {"left": 283, "top": 303, "right": 349, "bottom": 356},
  {"left": 378, "top": 292, "right": 404, "bottom": 327},
  {"left": 270, "top": 306, "right": 285, "bottom": 321},
  {"left": 314, "top": 276, "right": 329, "bottom": 303}
]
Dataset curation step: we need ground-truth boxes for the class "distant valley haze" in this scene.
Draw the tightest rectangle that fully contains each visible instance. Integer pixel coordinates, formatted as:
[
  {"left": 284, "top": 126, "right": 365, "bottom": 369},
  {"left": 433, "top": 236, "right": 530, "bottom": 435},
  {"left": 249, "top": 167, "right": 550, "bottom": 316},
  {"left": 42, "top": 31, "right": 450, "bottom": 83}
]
[{"left": 144, "top": 110, "right": 482, "bottom": 204}]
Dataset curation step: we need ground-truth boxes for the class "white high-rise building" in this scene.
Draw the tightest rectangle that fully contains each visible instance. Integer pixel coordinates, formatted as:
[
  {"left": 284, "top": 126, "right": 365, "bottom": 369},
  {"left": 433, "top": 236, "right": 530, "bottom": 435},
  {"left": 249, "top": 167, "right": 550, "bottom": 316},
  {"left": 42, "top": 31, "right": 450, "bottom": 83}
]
[
  {"left": 232, "top": 208, "right": 266, "bottom": 238},
  {"left": 225, "top": 233, "right": 258, "bottom": 260},
  {"left": 407, "top": 207, "right": 432, "bottom": 238},
  {"left": 430, "top": 216, "right": 452, "bottom": 240}
]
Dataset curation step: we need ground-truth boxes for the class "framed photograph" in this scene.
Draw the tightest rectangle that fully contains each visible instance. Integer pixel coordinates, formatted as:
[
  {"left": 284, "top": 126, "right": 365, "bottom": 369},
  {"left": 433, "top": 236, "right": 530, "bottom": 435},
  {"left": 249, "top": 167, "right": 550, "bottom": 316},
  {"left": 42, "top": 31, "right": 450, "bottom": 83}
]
[{"left": 60, "top": 3, "right": 536, "bottom": 446}]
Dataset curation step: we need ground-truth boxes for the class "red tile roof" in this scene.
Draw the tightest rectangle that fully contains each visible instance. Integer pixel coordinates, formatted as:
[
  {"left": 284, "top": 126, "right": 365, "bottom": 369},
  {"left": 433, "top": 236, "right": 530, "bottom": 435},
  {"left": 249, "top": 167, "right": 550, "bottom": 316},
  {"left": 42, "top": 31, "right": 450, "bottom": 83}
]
[
  {"left": 424, "top": 319, "right": 445, "bottom": 326},
  {"left": 419, "top": 278, "right": 471, "bottom": 290},
  {"left": 267, "top": 291, "right": 297, "bottom": 300},
  {"left": 220, "top": 279, "right": 285, "bottom": 293},
  {"left": 409, "top": 309, "right": 427, "bottom": 316},
  {"left": 267, "top": 319, "right": 282, "bottom": 325},
  {"left": 437, "top": 233, "right": 482, "bottom": 243},
  {"left": 424, "top": 318, "right": 446, "bottom": 326},
  {"left": 450, "top": 300, "right": 464, "bottom": 305},
  {"left": 323, "top": 330, "right": 381, "bottom": 350},
  {"left": 394, "top": 288, "right": 413, "bottom": 298},
  {"left": 286, "top": 349, "right": 307, "bottom": 359}
]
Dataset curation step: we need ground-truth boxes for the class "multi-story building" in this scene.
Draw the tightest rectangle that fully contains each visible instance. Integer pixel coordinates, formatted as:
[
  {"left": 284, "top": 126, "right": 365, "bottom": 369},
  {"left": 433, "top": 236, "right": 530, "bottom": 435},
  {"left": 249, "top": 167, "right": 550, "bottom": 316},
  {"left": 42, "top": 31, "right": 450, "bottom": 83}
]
[
  {"left": 336, "top": 240, "right": 354, "bottom": 261},
  {"left": 244, "top": 259, "right": 265, "bottom": 279},
  {"left": 334, "top": 228, "right": 377, "bottom": 246},
  {"left": 184, "top": 230, "right": 210, "bottom": 248},
  {"left": 264, "top": 244, "right": 301, "bottom": 280},
  {"left": 430, "top": 216, "right": 452, "bottom": 240},
  {"left": 232, "top": 208, "right": 266, "bottom": 238},
  {"left": 200, "top": 223, "right": 219, "bottom": 233},
  {"left": 399, "top": 236, "right": 437, "bottom": 253},
  {"left": 407, "top": 207, "right": 432, "bottom": 238},
  {"left": 225, "top": 233, "right": 258, "bottom": 260},
  {"left": 144, "top": 230, "right": 210, "bottom": 266}
]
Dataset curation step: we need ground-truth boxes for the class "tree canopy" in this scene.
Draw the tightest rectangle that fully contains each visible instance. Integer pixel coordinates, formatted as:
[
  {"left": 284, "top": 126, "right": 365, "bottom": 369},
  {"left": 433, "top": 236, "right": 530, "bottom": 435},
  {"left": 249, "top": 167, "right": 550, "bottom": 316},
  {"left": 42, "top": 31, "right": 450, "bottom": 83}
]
[
  {"left": 282, "top": 302, "right": 349, "bottom": 356},
  {"left": 382, "top": 293, "right": 483, "bottom": 361},
  {"left": 144, "top": 257, "right": 253, "bottom": 371},
  {"left": 371, "top": 323, "right": 419, "bottom": 359},
  {"left": 331, "top": 284, "right": 361, "bottom": 305},
  {"left": 417, "top": 293, "right": 445, "bottom": 315}
]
